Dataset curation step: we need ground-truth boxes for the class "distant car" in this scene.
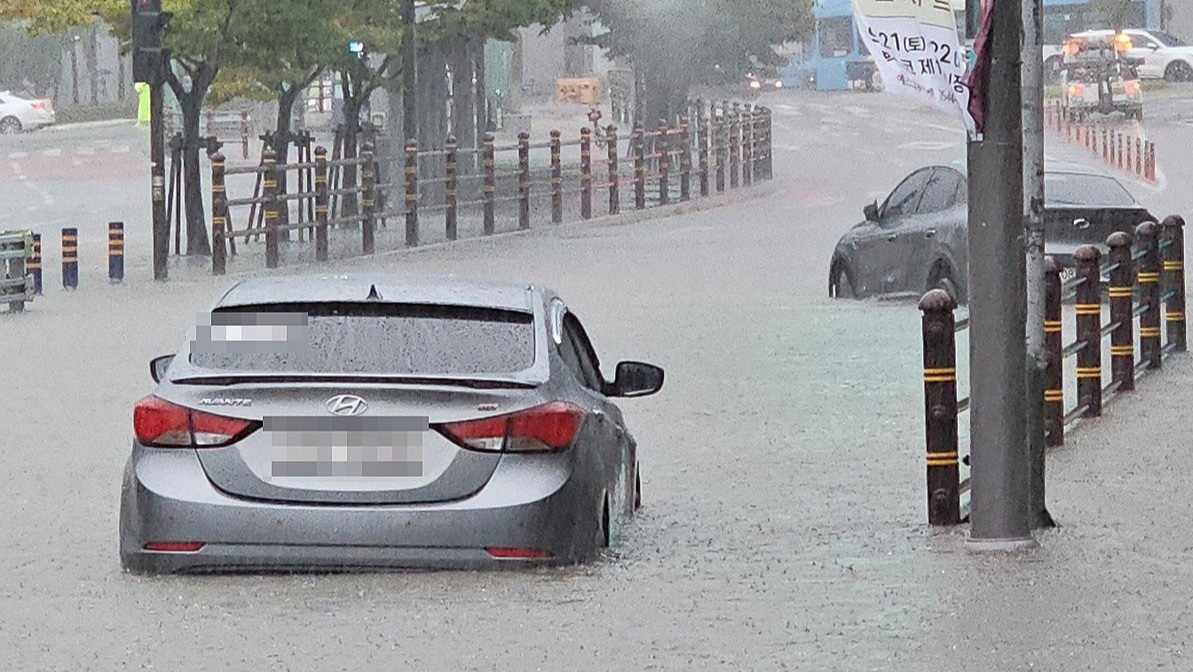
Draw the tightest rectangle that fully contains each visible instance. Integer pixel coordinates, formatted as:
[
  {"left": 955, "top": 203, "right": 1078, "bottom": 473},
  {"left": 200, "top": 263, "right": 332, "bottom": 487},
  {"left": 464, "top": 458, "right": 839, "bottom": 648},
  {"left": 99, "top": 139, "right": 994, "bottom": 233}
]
[
  {"left": 1070, "top": 28, "right": 1193, "bottom": 82},
  {"left": 828, "top": 162, "right": 1156, "bottom": 303},
  {"left": 0, "top": 91, "right": 55, "bottom": 134},
  {"left": 120, "top": 274, "right": 665, "bottom": 574},
  {"left": 1060, "top": 33, "right": 1143, "bottom": 121},
  {"left": 746, "top": 72, "right": 784, "bottom": 96}
]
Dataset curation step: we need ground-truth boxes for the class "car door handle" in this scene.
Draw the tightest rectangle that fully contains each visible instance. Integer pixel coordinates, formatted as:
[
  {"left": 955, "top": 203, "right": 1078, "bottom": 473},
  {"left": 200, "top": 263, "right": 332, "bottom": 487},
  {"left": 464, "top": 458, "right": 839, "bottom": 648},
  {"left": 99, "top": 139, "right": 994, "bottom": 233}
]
[
  {"left": 925, "top": 229, "right": 937, "bottom": 238},
  {"left": 1073, "top": 218, "right": 1091, "bottom": 230}
]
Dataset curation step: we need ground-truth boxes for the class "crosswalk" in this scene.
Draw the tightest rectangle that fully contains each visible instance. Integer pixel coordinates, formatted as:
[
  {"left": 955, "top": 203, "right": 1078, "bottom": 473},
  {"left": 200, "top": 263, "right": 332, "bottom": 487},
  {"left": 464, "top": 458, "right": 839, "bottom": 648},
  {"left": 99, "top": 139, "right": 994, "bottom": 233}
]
[{"left": 7, "top": 144, "right": 135, "bottom": 160}]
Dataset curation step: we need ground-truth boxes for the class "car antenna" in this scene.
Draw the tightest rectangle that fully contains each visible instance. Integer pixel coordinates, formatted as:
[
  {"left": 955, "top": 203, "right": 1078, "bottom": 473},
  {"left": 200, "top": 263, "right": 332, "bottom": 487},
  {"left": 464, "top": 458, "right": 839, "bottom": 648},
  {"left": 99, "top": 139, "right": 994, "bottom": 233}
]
[{"left": 367, "top": 283, "right": 383, "bottom": 301}]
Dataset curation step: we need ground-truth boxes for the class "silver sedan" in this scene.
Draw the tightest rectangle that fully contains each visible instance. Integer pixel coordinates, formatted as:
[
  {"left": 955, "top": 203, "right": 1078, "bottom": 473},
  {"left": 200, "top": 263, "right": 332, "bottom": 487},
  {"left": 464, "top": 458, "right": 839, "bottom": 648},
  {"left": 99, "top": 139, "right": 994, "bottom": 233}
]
[{"left": 119, "top": 274, "right": 664, "bottom": 574}]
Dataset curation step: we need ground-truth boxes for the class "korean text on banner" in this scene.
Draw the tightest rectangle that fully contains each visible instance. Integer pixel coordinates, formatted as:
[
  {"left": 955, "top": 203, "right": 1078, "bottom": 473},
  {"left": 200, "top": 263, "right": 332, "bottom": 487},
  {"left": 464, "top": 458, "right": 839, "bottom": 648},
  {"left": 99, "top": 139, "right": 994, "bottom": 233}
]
[{"left": 852, "top": 0, "right": 977, "bottom": 135}]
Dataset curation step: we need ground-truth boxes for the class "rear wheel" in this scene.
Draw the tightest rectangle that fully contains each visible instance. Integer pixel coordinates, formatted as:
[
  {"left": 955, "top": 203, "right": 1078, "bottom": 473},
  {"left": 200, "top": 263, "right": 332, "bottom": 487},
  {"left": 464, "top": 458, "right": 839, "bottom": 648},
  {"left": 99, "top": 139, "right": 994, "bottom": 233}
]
[
  {"left": 0, "top": 117, "right": 21, "bottom": 134},
  {"left": 928, "top": 262, "right": 963, "bottom": 303},
  {"left": 1165, "top": 61, "right": 1193, "bottom": 83}
]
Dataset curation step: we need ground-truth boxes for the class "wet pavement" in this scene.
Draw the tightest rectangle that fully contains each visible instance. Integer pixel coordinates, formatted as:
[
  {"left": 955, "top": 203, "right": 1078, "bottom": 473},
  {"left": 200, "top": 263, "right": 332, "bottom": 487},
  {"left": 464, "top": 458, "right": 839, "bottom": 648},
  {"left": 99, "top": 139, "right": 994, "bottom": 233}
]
[{"left": 2, "top": 89, "right": 1192, "bottom": 670}]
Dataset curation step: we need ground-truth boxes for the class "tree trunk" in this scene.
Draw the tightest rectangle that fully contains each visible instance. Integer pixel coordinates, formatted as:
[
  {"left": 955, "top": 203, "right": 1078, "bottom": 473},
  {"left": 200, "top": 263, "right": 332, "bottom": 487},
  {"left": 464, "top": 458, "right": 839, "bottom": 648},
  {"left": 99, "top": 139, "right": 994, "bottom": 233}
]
[
  {"left": 274, "top": 85, "right": 301, "bottom": 236},
  {"left": 179, "top": 92, "right": 212, "bottom": 256},
  {"left": 450, "top": 37, "right": 476, "bottom": 177},
  {"left": 474, "top": 34, "right": 487, "bottom": 135},
  {"left": 85, "top": 21, "right": 99, "bottom": 105},
  {"left": 341, "top": 75, "right": 361, "bottom": 219}
]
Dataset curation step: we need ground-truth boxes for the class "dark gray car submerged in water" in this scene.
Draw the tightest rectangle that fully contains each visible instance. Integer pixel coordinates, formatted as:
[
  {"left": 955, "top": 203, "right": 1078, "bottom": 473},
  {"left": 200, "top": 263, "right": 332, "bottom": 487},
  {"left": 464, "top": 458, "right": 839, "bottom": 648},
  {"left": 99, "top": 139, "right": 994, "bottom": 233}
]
[
  {"left": 828, "top": 161, "right": 1156, "bottom": 303},
  {"left": 119, "top": 274, "right": 664, "bottom": 574}
]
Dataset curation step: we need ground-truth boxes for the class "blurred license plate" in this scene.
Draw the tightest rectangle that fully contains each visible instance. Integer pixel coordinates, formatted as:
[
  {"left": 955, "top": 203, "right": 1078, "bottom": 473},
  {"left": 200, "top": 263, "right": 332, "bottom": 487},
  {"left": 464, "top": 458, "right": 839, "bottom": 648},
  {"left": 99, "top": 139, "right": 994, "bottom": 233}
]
[
  {"left": 1059, "top": 267, "right": 1077, "bottom": 283},
  {"left": 265, "top": 416, "right": 427, "bottom": 478}
]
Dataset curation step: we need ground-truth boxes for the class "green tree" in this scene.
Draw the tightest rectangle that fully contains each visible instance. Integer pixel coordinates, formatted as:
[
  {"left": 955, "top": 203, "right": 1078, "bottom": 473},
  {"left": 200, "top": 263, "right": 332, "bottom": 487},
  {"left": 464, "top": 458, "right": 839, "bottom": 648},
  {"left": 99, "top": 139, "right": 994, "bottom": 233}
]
[{"left": 581, "top": 0, "right": 813, "bottom": 123}]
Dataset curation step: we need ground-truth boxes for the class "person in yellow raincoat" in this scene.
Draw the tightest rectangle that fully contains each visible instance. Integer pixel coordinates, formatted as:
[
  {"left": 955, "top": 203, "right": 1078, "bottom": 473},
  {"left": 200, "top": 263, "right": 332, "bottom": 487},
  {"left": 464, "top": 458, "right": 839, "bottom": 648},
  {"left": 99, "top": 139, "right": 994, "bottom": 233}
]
[{"left": 135, "top": 82, "right": 151, "bottom": 125}]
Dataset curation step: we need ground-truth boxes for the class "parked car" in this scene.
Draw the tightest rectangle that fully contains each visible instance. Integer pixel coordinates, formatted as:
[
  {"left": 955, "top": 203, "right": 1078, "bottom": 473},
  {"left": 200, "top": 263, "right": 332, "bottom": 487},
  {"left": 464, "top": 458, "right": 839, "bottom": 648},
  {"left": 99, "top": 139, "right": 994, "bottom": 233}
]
[
  {"left": 119, "top": 274, "right": 665, "bottom": 574},
  {"left": 0, "top": 90, "right": 55, "bottom": 134},
  {"left": 828, "top": 161, "right": 1156, "bottom": 303},
  {"left": 1069, "top": 28, "right": 1193, "bottom": 82}
]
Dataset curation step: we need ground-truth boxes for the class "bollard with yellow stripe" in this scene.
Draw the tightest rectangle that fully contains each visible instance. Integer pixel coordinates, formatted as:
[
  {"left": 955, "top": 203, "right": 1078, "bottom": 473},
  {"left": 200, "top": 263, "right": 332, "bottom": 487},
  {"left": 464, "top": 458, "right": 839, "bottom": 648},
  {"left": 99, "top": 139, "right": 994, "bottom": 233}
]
[
  {"left": 1162, "top": 215, "right": 1187, "bottom": 352},
  {"left": 1136, "top": 221, "right": 1163, "bottom": 369},
  {"left": 61, "top": 227, "right": 78, "bottom": 289},
  {"left": 28, "top": 232, "right": 42, "bottom": 295},
  {"left": 1073, "top": 245, "right": 1103, "bottom": 418},
  {"left": 1106, "top": 232, "right": 1135, "bottom": 393},
  {"left": 108, "top": 221, "right": 124, "bottom": 283},
  {"left": 918, "top": 288, "right": 961, "bottom": 526},
  {"left": 1043, "top": 257, "right": 1065, "bottom": 447}
]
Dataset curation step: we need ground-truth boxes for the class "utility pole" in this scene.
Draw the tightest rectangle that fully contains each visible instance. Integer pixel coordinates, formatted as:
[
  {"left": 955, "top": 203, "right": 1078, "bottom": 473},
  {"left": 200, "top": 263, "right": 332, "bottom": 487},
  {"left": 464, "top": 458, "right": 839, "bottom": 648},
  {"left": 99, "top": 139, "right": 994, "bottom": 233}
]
[
  {"left": 132, "top": 0, "right": 171, "bottom": 281},
  {"left": 966, "top": 0, "right": 1036, "bottom": 551},
  {"left": 1022, "top": 0, "right": 1054, "bottom": 530},
  {"left": 402, "top": 0, "right": 417, "bottom": 142}
]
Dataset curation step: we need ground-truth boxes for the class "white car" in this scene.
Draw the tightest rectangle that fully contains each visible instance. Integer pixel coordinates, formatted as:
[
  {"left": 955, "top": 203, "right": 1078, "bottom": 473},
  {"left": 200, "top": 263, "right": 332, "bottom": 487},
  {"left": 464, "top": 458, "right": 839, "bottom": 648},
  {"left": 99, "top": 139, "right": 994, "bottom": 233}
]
[
  {"left": 1069, "top": 29, "right": 1193, "bottom": 82},
  {"left": 0, "top": 91, "right": 55, "bottom": 134}
]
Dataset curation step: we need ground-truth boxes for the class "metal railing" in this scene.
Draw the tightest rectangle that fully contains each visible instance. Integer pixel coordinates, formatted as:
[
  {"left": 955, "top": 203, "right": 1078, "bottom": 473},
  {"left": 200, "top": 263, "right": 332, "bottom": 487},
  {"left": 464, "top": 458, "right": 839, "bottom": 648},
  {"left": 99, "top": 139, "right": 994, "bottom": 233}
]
[
  {"left": 207, "top": 99, "right": 775, "bottom": 274},
  {"left": 918, "top": 216, "right": 1188, "bottom": 526}
]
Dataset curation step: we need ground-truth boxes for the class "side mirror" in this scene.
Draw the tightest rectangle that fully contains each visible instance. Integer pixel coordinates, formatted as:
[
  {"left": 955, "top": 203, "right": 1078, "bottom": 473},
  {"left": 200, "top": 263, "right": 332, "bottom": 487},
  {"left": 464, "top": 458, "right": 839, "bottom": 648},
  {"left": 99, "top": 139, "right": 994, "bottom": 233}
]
[
  {"left": 150, "top": 354, "right": 174, "bottom": 383},
  {"left": 864, "top": 201, "right": 879, "bottom": 222},
  {"left": 605, "top": 361, "right": 664, "bottom": 398}
]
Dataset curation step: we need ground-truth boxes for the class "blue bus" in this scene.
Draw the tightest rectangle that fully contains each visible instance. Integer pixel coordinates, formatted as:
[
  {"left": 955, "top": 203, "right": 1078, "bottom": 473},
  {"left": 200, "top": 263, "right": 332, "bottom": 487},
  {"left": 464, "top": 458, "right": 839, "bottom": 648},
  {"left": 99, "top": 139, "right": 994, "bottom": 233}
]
[{"left": 783, "top": 0, "right": 1163, "bottom": 92}]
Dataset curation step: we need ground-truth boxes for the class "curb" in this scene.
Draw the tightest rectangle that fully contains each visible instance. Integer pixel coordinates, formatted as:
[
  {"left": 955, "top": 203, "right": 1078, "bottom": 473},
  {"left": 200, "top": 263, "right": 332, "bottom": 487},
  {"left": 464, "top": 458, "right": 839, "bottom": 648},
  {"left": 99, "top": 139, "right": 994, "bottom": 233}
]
[
  {"left": 43, "top": 118, "right": 137, "bottom": 133},
  {"left": 143, "top": 182, "right": 780, "bottom": 283}
]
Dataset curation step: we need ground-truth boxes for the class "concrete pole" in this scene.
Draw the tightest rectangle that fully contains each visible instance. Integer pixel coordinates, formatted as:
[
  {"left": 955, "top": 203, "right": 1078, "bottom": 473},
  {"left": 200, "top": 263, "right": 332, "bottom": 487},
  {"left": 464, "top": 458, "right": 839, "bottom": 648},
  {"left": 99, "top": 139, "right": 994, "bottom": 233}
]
[
  {"left": 1023, "top": 0, "right": 1054, "bottom": 530},
  {"left": 966, "top": 0, "right": 1036, "bottom": 551}
]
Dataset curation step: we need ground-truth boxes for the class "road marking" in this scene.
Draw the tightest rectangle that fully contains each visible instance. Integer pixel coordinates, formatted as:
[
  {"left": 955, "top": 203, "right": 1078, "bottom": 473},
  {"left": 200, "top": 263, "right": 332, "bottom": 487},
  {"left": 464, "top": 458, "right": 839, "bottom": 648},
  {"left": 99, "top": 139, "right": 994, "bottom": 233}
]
[
  {"left": 43, "top": 149, "right": 62, "bottom": 157},
  {"left": 111, "top": 146, "right": 131, "bottom": 154},
  {"left": 8, "top": 151, "right": 27, "bottom": 159},
  {"left": 76, "top": 147, "right": 95, "bottom": 155}
]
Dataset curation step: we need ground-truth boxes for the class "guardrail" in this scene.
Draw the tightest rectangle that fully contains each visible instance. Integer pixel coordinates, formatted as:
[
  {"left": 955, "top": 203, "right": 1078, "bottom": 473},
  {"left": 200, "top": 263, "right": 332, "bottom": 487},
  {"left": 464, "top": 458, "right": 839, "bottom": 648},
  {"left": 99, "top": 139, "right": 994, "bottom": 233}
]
[
  {"left": 918, "top": 216, "right": 1187, "bottom": 526},
  {"left": 207, "top": 99, "right": 774, "bottom": 274}
]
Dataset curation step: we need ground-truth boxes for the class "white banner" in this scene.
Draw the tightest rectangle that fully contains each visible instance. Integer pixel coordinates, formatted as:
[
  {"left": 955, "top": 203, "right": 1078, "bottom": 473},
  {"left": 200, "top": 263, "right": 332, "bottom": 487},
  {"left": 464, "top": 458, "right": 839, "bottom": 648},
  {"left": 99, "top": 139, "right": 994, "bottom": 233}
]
[{"left": 852, "top": 0, "right": 976, "bottom": 134}]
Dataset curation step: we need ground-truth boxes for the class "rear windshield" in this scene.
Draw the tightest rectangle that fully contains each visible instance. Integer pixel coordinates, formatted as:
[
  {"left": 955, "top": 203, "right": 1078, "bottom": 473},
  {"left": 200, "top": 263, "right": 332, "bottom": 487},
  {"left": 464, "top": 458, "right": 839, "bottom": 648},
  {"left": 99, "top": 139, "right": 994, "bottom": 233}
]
[
  {"left": 1045, "top": 172, "right": 1136, "bottom": 208},
  {"left": 189, "top": 302, "right": 535, "bottom": 375}
]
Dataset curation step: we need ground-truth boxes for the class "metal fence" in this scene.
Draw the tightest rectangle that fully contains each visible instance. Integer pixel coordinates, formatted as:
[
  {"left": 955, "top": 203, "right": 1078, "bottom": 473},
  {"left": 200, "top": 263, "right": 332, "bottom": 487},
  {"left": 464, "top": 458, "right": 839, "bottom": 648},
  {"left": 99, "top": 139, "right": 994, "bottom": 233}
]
[
  {"left": 918, "top": 216, "right": 1187, "bottom": 526},
  {"left": 206, "top": 99, "right": 775, "bottom": 274}
]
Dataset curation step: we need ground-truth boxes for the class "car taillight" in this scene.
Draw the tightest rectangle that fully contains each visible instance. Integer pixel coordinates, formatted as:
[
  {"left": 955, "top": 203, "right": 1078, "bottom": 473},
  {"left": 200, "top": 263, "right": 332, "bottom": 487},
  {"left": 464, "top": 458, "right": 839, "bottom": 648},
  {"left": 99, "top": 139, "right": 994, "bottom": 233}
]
[
  {"left": 439, "top": 401, "right": 586, "bottom": 453},
  {"left": 1126, "top": 81, "right": 1140, "bottom": 94},
  {"left": 30, "top": 101, "right": 44, "bottom": 110},
  {"left": 133, "top": 395, "right": 257, "bottom": 448}
]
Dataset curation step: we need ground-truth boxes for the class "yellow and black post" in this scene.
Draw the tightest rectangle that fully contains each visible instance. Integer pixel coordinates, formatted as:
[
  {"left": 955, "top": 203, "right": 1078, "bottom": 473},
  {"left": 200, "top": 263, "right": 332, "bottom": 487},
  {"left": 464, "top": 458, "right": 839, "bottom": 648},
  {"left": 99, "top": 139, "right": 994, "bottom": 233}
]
[
  {"left": 679, "top": 116, "right": 691, "bottom": 202},
  {"left": 61, "top": 227, "right": 78, "bottom": 289},
  {"left": 1043, "top": 257, "right": 1064, "bottom": 447},
  {"left": 729, "top": 103, "right": 740, "bottom": 189},
  {"left": 518, "top": 132, "right": 531, "bottom": 230},
  {"left": 314, "top": 146, "right": 329, "bottom": 261},
  {"left": 1137, "top": 220, "right": 1162, "bottom": 368},
  {"left": 1163, "top": 215, "right": 1186, "bottom": 351},
  {"left": 606, "top": 125, "right": 620, "bottom": 216},
  {"left": 580, "top": 127, "right": 593, "bottom": 220},
  {"left": 741, "top": 105, "right": 753, "bottom": 187},
  {"left": 28, "top": 233, "right": 42, "bottom": 295},
  {"left": 211, "top": 153, "right": 227, "bottom": 275},
  {"left": 715, "top": 105, "right": 726, "bottom": 193},
  {"left": 1074, "top": 245, "right": 1103, "bottom": 417},
  {"left": 697, "top": 100, "right": 710, "bottom": 197},
  {"left": 483, "top": 132, "right": 496, "bottom": 235},
  {"left": 401, "top": 139, "right": 416, "bottom": 248},
  {"left": 446, "top": 136, "right": 459, "bottom": 240},
  {"left": 1107, "top": 231, "right": 1135, "bottom": 392},
  {"left": 549, "top": 130, "right": 563, "bottom": 224},
  {"left": 657, "top": 118, "right": 670, "bottom": 206},
  {"left": 633, "top": 121, "right": 646, "bottom": 210},
  {"left": 919, "top": 288, "right": 960, "bottom": 526},
  {"left": 262, "top": 148, "right": 280, "bottom": 269},
  {"left": 108, "top": 221, "right": 124, "bottom": 283}
]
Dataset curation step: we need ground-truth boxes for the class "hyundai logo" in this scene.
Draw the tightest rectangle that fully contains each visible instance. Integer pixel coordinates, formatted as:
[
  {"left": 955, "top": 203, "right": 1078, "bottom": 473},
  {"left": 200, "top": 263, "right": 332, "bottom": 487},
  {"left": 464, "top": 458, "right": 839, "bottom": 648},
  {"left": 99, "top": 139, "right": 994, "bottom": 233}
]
[{"left": 326, "top": 394, "right": 368, "bottom": 416}]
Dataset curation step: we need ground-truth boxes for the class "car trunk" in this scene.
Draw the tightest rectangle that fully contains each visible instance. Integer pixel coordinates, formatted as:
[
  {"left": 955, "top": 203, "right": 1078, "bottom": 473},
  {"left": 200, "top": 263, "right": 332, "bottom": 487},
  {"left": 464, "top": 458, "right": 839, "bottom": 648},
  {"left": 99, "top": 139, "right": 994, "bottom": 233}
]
[
  {"left": 181, "top": 381, "right": 541, "bottom": 505},
  {"left": 1043, "top": 204, "right": 1154, "bottom": 267}
]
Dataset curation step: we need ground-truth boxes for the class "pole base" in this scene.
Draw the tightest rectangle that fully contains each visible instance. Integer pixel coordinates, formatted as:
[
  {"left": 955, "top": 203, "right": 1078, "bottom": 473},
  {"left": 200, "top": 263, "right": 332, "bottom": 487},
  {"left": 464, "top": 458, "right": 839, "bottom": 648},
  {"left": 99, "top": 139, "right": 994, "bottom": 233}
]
[{"left": 964, "top": 535, "right": 1039, "bottom": 553}]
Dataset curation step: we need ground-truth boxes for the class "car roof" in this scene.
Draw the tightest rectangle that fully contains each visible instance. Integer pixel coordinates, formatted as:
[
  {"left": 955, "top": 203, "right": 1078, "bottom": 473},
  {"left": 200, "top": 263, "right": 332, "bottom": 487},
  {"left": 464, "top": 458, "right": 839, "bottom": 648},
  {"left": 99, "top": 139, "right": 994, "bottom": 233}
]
[{"left": 214, "top": 273, "right": 543, "bottom": 313}]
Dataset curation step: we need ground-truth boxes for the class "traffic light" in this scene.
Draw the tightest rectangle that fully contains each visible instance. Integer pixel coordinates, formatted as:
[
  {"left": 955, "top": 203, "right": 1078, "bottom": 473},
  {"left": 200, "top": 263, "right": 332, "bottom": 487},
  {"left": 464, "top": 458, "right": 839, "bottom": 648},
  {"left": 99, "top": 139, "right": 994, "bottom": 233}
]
[{"left": 132, "top": 0, "right": 172, "bottom": 84}]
